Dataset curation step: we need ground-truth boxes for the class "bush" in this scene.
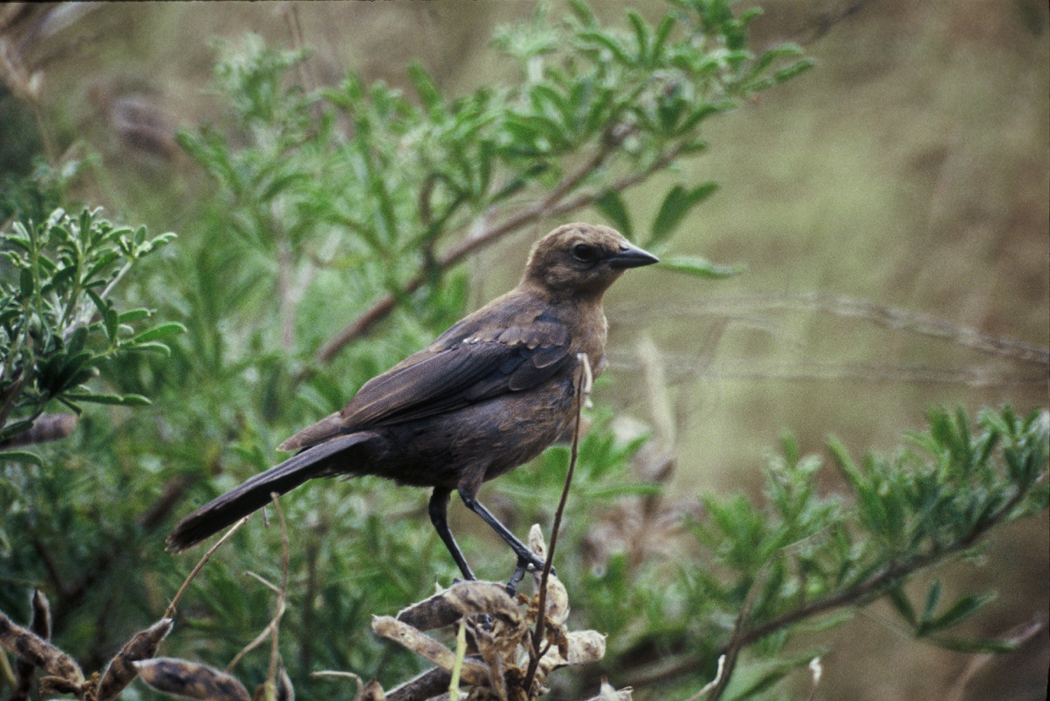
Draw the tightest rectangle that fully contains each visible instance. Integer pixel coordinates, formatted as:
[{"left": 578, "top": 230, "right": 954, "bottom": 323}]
[{"left": 0, "top": 2, "right": 1045, "bottom": 700}]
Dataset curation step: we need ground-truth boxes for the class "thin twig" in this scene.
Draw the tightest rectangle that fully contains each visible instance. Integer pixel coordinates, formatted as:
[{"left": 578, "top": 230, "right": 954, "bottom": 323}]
[
  {"left": 944, "top": 617, "right": 1045, "bottom": 701},
  {"left": 165, "top": 517, "right": 250, "bottom": 619},
  {"left": 311, "top": 140, "right": 687, "bottom": 368},
  {"left": 681, "top": 655, "right": 724, "bottom": 701},
  {"left": 628, "top": 479, "right": 1038, "bottom": 691},
  {"left": 805, "top": 657, "right": 822, "bottom": 701},
  {"left": 269, "top": 492, "right": 290, "bottom": 688},
  {"left": 225, "top": 493, "right": 290, "bottom": 686},
  {"left": 704, "top": 557, "right": 770, "bottom": 701},
  {"left": 732, "top": 484, "right": 1029, "bottom": 651},
  {"left": 522, "top": 353, "right": 591, "bottom": 696},
  {"left": 310, "top": 670, "right": 364, "bottom": 698},
  {"left": 244, "top": 571, "right": 282, "bottom": 594}
]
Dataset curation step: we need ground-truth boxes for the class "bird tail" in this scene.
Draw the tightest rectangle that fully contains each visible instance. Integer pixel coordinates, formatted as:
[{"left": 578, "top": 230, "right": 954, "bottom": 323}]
[{"left": 166, "top": 432, "right": 377, "bottom": 552}]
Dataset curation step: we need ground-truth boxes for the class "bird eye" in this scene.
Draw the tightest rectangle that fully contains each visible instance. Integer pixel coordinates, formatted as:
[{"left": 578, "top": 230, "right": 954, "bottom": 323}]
[{"left": 572, "top": 243, "right": 596, "bottom": 262}]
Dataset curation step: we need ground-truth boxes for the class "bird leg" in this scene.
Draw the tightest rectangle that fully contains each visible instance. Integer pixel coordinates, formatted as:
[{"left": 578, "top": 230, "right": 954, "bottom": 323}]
[
  {"left": 505, "top": 560, "right": 528, "bottom": 596},
  {"left": 428, "top": 487, "right": 476, "bottom": 582},
  {"left": 458, "top": 490, "right": 553, "bottom": 595}
]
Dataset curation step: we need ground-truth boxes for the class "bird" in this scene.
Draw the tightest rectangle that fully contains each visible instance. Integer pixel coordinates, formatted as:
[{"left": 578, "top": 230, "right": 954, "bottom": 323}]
[{"left": 167, "top": 222, "right": 658, "bottom": 589}]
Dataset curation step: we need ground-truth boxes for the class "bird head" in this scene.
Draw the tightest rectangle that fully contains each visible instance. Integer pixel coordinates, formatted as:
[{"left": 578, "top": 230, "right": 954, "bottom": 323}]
[{"left": 522, "top": 223, "right": 660, "bottom": 299}]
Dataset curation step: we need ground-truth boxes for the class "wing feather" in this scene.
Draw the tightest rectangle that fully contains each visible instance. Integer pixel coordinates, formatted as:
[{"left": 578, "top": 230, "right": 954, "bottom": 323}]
[{"left": 340, "top": 332, "right": 571, "bottom": 428}]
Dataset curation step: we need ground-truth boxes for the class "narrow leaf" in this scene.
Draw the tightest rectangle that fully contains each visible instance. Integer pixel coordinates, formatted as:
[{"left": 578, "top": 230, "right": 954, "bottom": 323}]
[
  {"left": 650, "top": 182, "right": 718, "bottom": 245},
  {"left": 774, "top": 58, "right": 816, "bottom": 85},
  {"left": 627, "top": 10, "right": 649, "bottom": 64},
  {"left": 594, "top": 191, "right": 632, "bottom": 239},
  {"left": 131, "top": 322, "right": 187, "bottom": 344},
  {"left": 64, "top": 392, "right": 152, "bottom": 407},
  {"left": 118, "top": 308, "right": 152, "bottom": 324},
  {"left": 123, "top": 341, "right": 172, "bottom": 356},
  {"left": 920, "top": 580, "right": 944, "bottom": 627},
  {"left": 924, "top": 593, "right": 995, "bottom": 635},
  {"left": 887, "top": 584, "right": 917, "bottom": 627},
  {"left": 0, "top": 450, "right": 44, "bottom": 466}
]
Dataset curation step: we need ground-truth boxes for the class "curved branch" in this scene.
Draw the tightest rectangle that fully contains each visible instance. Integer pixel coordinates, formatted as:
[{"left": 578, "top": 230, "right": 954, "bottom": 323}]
[{"left": 313, "top": 142, "right": 686, "bottom": 367}]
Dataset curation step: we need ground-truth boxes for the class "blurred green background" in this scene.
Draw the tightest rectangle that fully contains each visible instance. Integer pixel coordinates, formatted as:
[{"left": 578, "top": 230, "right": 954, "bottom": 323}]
[{"left": 1, "top": 2, "right": 1046, "bottom": 700}]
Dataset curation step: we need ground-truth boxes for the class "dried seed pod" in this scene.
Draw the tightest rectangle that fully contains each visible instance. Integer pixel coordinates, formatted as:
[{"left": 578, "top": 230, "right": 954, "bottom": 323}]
[
  {"left": 584, "top": 680, "right": 632, "bottom": 701},
  {"left": 96, "top": 618, "right": 173, "bottom": 700},
  {"left": 536, "top": 574, "right": 569, "bottom": 626},
  {"left": 359, "top": 678, "right": 385, "bottom": 701},
  {"left": 11, "top": 590, "right": 52, "bottom": 701},
  {"left": 37, "top": 674, "right": 84, "bottom": 696},
  {"left": 565, "top": 630, "right": 606, "bottom": 665},
  {"left": 275, "top": 666, "right": 294, "bottom": 701},
  {"left": 372, "top": 616, "right": 488, "bottom": 687},
  {"left": 0, "top": 413, "right": 77, "bottom": 448},
  {"left": 527, "top": 524, "right": 548, "bottom": 563},
  {"left": 133, "top": 657, "right": 250, "bottom": 701},
  {"left": 29, "top": 590, "right": 51, "bottom": 638},
  {"left": 395, "top": 581, "right": 520, "bottom": 631},
  {"left": 0, "top": 609, "right": 83, "bottom": 684},
  {"left": 469, "top": 623, "right": 510, "bottom": 701},
  {"left": 385, "top": 668, "right": 449, "bottom": 701},
  {"left": 536, "top": 629, "right": 607, "bottom": 681}
]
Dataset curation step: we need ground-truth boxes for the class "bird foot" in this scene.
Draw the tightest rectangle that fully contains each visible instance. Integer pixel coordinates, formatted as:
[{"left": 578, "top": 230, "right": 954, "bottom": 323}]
[
  {"left": 506, "top": 562, "right": 527, "bottom": 596},
  {"left": 505, "top": 556, "right": 555, "bottom": 596}
]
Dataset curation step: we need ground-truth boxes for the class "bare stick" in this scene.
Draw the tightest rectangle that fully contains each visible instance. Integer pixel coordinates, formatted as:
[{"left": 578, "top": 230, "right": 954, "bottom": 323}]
[
  {"left": 225, "top": 493, "right": 289, "bottom": 684},
  {"left": 681, "top": 655, "right": 725, "bottom": 701},
  {"left": 312, "top": 140, "right": 687, "bottom": 367},
  {"left": 165, "top": 517, "right": 250, "bottom": 619},
  {"left": 522, "top": 353, "right": 591, "bottom": 695}
]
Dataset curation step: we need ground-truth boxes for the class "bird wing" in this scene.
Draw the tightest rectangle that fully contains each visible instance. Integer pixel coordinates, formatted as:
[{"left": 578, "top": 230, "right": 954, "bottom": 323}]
[{"left": 338, "top": 318, "right": 572, "bottom": 429}]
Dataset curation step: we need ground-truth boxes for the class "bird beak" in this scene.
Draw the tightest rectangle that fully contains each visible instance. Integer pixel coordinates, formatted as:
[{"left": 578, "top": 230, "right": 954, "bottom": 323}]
[{"left": 608, "top": 242, "right": 660, "bottom": 270}]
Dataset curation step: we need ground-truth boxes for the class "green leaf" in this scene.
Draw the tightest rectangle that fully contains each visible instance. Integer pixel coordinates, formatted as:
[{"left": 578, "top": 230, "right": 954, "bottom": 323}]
[
  {"left": 651, "top": 15, "right": 675, "bottom": 62},
  {"left": 19, "top": 267, "right": 34, "bottom": 298},
  {"left": 568, "top": 0, "right": 595, "bottom": 25},
  {"left": 258, "top": 171, "right": 311, "bottom": 203},
  {"left": 123, "top": 341, "right": 172, "bottom": 356},
  {"left": 408, "top": 62, "right": 442, "bottom": 115},
  {"left": 0, "top": 450, "right": 43, "bottom": 466},
  {"left": 50, "top": 351, "right": 95, "bottom": 395},
  {"left": 658, "top": 255, "right": 745, "bottom": 279},
  {"left": 887, "top": 584, "right": 917, "bottom": 627},
  {"left": 649, "top": 182, "right": 718, "bottom": 245},
  {"left": 922, "top": 593, "right": 994, "bottom": 636},
  {"left": 774, "top": 58, "right": 816, "bottom": 85},
  {"left": 593, "top": 191, "right": 632, "bottom": 239},
  {"left": 131, "top": 322, "right": 187, "bottom": 344},
  {"left": 85, "top": 288, "right": 118, "bottom": 341},
  {"left": 66, "top": 325, "right": 89, "bottom": 354},
  {"left": 920, "top": 580, "right": 943, "bottom": 626},
  {"left": 731, "top": 653, "right": 822, "bottom": 700},
  {"left": 83, "top": 250, "right": 121, "bottom": 286},
  {"left": 118, "top": 308, "right": 153, "bottom": 324},
  {"left": 627, "top": 10, "right": 649, "bottom": 65},
  {"left": 577, "top": 30, "right": 631, "bottom": 66},
  {"left": 63, "top": 392, "right": 152, "bottom": 406}
]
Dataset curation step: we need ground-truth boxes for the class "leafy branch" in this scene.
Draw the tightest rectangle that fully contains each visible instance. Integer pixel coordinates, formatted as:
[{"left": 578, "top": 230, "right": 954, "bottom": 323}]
[
  {"left": 0, "top": 207, "right": 183, "bottom": 450},
  {"left": 177, "top": 0, "right": 811, "bottom": 377},
  {"left": 619, "top": 406, "right": 1048, "bottom": 698}
]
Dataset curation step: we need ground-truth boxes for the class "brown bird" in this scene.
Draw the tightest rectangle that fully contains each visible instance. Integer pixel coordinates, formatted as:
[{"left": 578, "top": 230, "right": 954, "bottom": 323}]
[{"left": 167, "top": 223, "right": 658, "bottom": 588}]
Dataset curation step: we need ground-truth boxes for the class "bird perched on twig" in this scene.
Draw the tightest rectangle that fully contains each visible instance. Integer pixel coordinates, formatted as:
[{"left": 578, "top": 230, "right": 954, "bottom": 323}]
[{"left": 167, "top": 223, "right": 658, "bottom": 591}]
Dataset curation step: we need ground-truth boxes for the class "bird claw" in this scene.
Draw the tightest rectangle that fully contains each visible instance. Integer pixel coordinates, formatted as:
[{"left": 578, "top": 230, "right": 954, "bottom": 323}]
[
  {"left": 505, "top": 555, "right": 555, "bottom": 595},
  {"left": 505, "top": 560, "right": 525, "bottom": 596},
  {"left": 527, "top": 554, "right": 555, "bottom": 578}
]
